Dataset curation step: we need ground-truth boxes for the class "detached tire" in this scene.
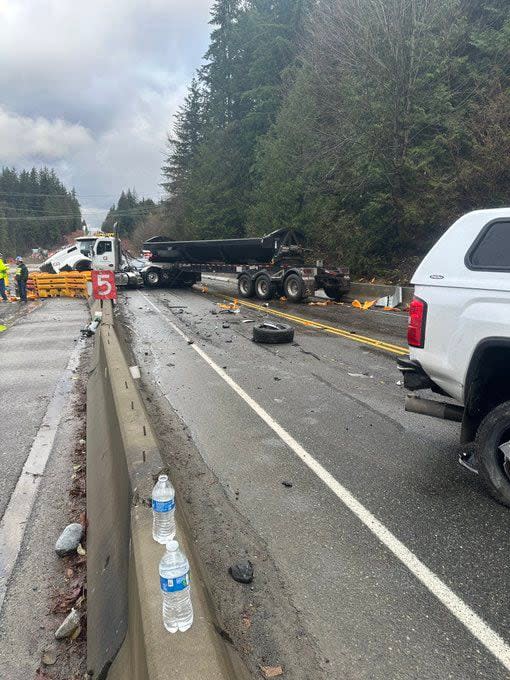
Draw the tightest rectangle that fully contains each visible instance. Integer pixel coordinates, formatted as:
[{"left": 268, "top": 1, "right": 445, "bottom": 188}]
[
  {"left": 475, "top": 401, "right": 510, "bottom": 507},
  {"left": 253, "top": 322, "right": 294, "bottom": 344},
  {"left": 238, "top": 273, "right": 255, "bottom": 298}
]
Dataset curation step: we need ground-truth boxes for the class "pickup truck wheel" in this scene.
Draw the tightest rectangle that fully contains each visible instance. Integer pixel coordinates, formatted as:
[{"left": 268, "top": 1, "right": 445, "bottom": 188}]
[
  {"left": 324, "top": 285, "right": 344, "bottom": 302},
  {"left": 475, "top": 401, "right": 510, "bottom": 507},
  {"left": 284, "top": 274, "right": 305, "bottom": 302},
  {"left": 254, "top": 274, "right": 275, "bottom": 301},
  {"left": 238, "top": 273, "right": 255, "bottom": 298},
  {"left": 144, "top": 269, "right": 161, "bottom": 288},
  {"left": 253, "top": 322, "right": 295, "bottom": 344}
]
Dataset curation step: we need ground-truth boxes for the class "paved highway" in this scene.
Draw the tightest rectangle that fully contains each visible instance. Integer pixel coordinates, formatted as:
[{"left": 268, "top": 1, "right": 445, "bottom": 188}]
[{"left": 121, "top": 284, "right": 510, "bottom": 680}]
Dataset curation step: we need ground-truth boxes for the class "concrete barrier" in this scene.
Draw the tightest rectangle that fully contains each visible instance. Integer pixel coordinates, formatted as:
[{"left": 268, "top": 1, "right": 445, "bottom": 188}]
[
  {"left": 87, "top": 301, "right": 248, "bottom": 680},
  {"left": 346, "top": 282, "right": 414, "bottom": 306}
]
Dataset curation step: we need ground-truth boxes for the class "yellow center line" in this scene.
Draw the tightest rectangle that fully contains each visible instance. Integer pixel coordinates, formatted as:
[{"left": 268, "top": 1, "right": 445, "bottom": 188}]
[{"left": 206, "top": 291, "right": 408, "bottom": 356}]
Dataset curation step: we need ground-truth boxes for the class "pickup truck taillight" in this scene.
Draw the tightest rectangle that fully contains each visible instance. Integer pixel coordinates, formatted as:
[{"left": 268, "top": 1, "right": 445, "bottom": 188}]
[{"left": 408, "top": 297, "right": 427, "bottom": 348}]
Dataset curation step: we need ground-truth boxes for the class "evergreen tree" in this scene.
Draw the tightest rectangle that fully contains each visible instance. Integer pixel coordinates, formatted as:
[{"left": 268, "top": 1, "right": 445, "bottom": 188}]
[{"left": 0, "top": 166, "right": 82, "bottom": 256}]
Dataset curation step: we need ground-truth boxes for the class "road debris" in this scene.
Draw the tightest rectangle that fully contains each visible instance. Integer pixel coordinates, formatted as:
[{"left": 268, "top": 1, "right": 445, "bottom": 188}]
[
  {"left": 260, "top": 665, "right": 284, "bottom": 678},
  {"left": 129, "top": 365, "right": 141, "bottom": 379},
  {"left": 253, "top": 322, "right": 294, "bottom": 344},
  {"left": 55, "top": 523, "right": 83, "bottom": 557},
  {"left": 308, "top": 300, "right": 332, "bottom": 307},
  {"left": 282, "top": 481, "right": 293, "bottom": 488},
  {"left": 229, "top": 560, "right": 254, "bottom": 584},
  {"left": 242, "top": 319, "right": 255, "bottom": 324},
  {"left": 55, "top": 608, "right": 81, "bottom": 639},
  {"left": 352, "top": 299, "right": 376, "bottom": 311},
  {"left": 41, "top": 648, "right": 57, "bottom": 666}
]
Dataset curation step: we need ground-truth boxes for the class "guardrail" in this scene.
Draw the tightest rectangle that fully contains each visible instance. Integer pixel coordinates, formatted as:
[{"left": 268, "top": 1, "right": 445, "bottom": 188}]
[
  {"left": 28, "top": 271, "right": 91, "bottom": 299},
  {"left": 87, "top": 301, "right": 248, "bottom": 680}
]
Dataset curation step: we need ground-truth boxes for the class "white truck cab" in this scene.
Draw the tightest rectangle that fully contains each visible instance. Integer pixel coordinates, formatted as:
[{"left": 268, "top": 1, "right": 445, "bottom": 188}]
[
  {"left": 399, "top": 209, "right": 510, "bottom": 506},
  {"left": 41, "top": 235, "right": 120, "bottom": 273}
]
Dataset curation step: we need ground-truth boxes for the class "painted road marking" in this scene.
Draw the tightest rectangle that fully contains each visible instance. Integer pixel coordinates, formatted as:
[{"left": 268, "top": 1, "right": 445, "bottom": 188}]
[
  {"left": 141, "top": 290, "right": 510, "bottom": 673},
  {"left": 202, "top": 290, "right": 408, "bottom": 356},
  {"left": 0, "top": 338, "right": 84, "bottom": 613}
]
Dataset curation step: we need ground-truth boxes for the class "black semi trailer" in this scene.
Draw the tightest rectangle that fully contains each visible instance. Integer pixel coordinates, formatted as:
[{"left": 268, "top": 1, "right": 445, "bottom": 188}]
[{"left": 141, "top": 228, "right": 350, "bottom": 303}]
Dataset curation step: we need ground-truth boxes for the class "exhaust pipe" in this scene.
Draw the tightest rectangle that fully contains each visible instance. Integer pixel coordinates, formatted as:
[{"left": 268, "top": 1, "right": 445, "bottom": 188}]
[{"left": 405, "top": 395, "right": 464, "bottom": 422}]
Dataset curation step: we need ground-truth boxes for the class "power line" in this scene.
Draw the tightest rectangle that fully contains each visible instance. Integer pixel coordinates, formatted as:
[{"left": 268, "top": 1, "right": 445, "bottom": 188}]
[{"left": 2, "top": 207, "right": 164, "bottom": 222}]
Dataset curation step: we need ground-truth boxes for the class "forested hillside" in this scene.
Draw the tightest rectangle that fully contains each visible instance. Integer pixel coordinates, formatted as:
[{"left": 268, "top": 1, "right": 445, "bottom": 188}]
[
  {"left": 0, "top": 167, "right": 82, "bottom": 257},
  {"left": 102, "top": 189, "right": 156, "bottom": 238},
  {"left": 163, "top": 0, "right": 510, "bottom": 277}
]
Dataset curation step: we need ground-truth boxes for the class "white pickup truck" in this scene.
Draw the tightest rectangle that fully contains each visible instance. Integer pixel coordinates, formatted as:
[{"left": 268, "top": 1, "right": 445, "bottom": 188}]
[{"left": 398, "top": 208, "right": 510, "bottom": 506}]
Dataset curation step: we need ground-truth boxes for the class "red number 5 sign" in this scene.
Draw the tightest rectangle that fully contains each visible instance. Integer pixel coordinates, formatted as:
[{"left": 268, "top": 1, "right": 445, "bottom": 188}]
[{"left": 92, "top": 271, "right": 117, "bottom": 300}]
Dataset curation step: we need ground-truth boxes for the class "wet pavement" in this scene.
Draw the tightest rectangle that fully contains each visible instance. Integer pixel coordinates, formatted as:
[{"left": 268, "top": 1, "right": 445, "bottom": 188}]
[{"left": 120, "top": 283, "right": 510, "bottom": 680}]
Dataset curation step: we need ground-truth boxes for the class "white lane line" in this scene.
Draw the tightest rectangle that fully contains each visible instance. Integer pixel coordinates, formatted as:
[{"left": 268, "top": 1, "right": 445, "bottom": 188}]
[
  {"left": 140, "top": 292, "right": 510, "bottom": 672},
  {"left": 0, "top": 339, "right": 84, "bottom": 612}
]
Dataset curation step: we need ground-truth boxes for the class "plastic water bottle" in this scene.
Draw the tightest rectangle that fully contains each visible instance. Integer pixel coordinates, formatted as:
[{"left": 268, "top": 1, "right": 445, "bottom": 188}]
[
  {"left": 152, "top": 475, "right": 176, "bottom": 544},
  {"left": 159, "top": 540, "right": 194, "bottom": 632}
]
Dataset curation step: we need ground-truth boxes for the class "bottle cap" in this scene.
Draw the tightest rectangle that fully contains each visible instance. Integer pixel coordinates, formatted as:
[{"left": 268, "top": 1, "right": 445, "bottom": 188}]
[
  {"left": 158, "top": 474, "right": 168, "bottom": 482},
  {"left": 166, "top": 540, "right": 179, "bottom": 551}
]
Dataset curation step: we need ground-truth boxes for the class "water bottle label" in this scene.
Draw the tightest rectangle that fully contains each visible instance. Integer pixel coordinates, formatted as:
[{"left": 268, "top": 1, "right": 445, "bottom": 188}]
[
  {"left": 160, "top": 572, "right": 190, "bottom": 593},
  {"left": 152, "top": 499, "right": 175, "bottom": 513}
]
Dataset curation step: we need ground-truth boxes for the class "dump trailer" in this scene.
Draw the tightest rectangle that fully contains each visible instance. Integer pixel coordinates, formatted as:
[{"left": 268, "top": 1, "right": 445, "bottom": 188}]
[{"left": 141, "top": 229, "right": 350, "bottom": 302}]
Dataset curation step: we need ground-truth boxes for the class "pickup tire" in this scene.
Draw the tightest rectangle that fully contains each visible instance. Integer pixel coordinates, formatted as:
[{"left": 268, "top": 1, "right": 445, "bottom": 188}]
[
  {"left": 253, "top": 322, "right": 295, "bottom": 344},
  {"left": 475, "top": 401, "right": 510, "bottom": 507}
]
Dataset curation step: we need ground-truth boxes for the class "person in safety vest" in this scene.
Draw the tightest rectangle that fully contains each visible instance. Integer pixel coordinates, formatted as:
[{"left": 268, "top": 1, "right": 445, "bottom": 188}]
[
  {"left": 0, "top": 253, "right": 8, "bottom": 302},
  {"left": 15, "top": 256, "right": 28, "bottom": 303}
]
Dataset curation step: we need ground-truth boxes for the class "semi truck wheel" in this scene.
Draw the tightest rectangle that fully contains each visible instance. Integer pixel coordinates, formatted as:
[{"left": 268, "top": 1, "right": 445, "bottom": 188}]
[
  {"left": 144, "top": 269, "right": 162, "bottom": 288},
  {"left": 324, "top": 285, "right": 345, "bottom": 301},
  {"left": 283, "top": 274, "right": 305, "bottom": 302},
  {"left": 254, "top": 274, "right": 275, "bottom": 301},
  {"left": 475, "top": 400, "right": 510, "bottom": 507},
  {"left": 253, "top": 322, "right": 294, "bottom": 344},
  {"left": 238, "top": 273, "right": 255, "bottom": 298}
]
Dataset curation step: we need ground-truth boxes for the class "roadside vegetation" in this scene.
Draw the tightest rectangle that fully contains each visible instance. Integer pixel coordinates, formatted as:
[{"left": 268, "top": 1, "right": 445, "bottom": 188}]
[
  {"left": 0, "top": 167, "right": 82, "bottom": 257},
  {"left": 156, "top": 0, "right": 510, "bottom": 279}
]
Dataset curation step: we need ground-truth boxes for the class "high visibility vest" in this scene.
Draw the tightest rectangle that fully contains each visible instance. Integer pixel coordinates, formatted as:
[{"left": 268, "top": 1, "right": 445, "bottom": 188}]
[{"left": 0, "top": 259, "right": 8, "bottom": 282}]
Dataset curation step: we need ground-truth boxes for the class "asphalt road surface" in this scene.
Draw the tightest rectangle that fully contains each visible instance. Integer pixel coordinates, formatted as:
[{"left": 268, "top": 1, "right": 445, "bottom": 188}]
[
  {"left": 0, "top": 299, "right": 88, "bottom": 677},
  {"left": 122, "top": 283, "right": 510, "bottom": 680}
]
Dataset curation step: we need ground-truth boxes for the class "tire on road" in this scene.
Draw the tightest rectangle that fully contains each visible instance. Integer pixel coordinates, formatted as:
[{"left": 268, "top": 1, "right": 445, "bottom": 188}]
[
  {"left": 253, "top": 322, "right": 295, "bottom": 344},
  {"left": 143, "top": 268, "right": 162, "bottom": 288},
  {"left": 254, "top": 273, "right": 276, "bottom": 301},
  {"left": 475, "top": 400, "right": 510, "bottom": 507},
  {"left": 324, "top": 285, "right": 345, "bottom": 301},
  {"left": 284, "top": 273, "right": 305, "bottom": 303},
  {"left": 238, "top": 273, "right": 255, "bottom": 298}
]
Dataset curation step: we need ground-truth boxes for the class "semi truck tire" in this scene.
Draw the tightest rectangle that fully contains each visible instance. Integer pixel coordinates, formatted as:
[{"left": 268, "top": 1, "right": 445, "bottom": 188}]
[
  {"left": 283, "top": 273, "right": 305, "bottom": 302},
  {"left": 475, "top": 400, "right": 510, "bottom": 507},
  {"left": 238, "top": 273, "right": 255, "bottom": 298},
  {"left": 253, "top": 322, "right": 295, "bottom": 344},
  {"left": 324, "top": 285, "right": 345, "bottom": 301},
  {"left": 254, "top": 274, "right": 275, "bottom": 301},
  {"left": 144, "top": 268, "right": 162, "bottom": 288}
]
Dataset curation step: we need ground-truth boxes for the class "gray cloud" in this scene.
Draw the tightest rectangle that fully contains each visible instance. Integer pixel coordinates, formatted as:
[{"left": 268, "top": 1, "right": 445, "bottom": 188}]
[{"left": 0, "top": 0, "right": 212, "bottom": 226}]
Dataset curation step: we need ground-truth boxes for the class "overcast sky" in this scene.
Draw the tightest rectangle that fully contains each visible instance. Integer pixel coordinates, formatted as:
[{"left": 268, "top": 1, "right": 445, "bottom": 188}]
[{"left": 0, "top": 0, "right": 213, "bottom": 226}]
